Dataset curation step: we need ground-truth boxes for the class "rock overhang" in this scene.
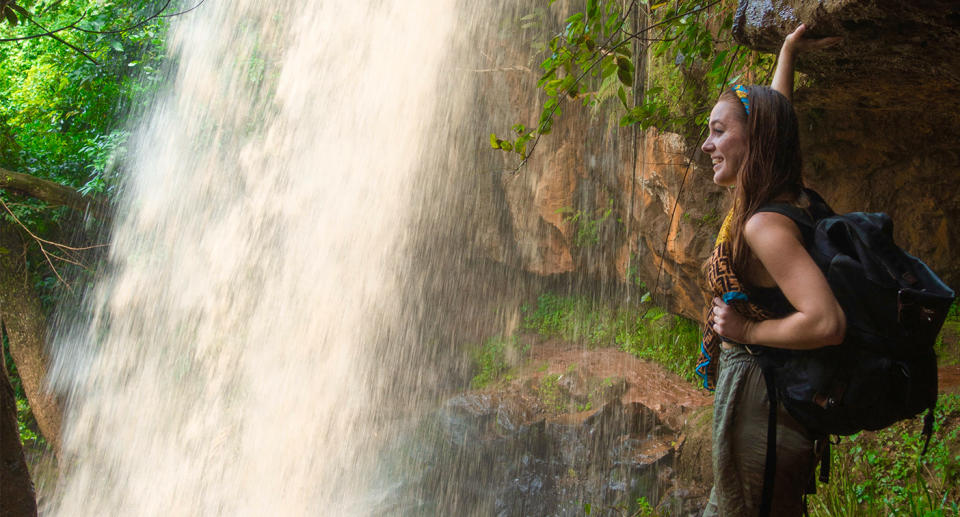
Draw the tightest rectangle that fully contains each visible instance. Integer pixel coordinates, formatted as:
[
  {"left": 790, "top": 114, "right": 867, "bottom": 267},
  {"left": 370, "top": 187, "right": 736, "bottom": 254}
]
[{"left": 732, "top": 0, "right": 960, "bottom": 111}]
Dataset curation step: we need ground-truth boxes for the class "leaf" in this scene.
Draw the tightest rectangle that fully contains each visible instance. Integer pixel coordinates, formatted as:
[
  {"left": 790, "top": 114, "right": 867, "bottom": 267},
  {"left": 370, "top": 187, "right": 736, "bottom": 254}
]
[
  {"left": 565, "top": 12, "right": 584, "bottom": 25},
  {"left": 617, "top": 66, "right": 632, "bottom": 87},
  {"left": 584, "top": 37, "right": 595, "bottom": 52},
  {"left": 617, "top": 86, "right": 627, "bottom": 108},
  {"left": 586, "top": 0, "right": 598, "bottom": 19},
  {"left": 597, "top": 52, "right": 613, "bottom": 73},
  {"left": 538, "top": 119, "right": 553, "bottom": 135},
  {"left": 641, "top": 292, "right": 651, "bottom": 303},
  {"left": 650, "top": 1, "right": 667, "bottom": 10},
  {"left": 512, "top": 124, "right": 526, "bottom": 135},
  {"left": 712, "top": 49, "right": 729, "bottom": 70},
  {"left": 500, "top": 140, "right": 514, "bottom": 152},
  {"left": 8, "top": 3, "right": 28, "bottom": 16},
  {"left": 110, "top": 40, "right": 124, "bottom": 52},
  {"left": 3, "top": 6, "right": 18, "bottom": 26},
  {"left": 490, "top": 133, "right": 500, "bottom": 149}
]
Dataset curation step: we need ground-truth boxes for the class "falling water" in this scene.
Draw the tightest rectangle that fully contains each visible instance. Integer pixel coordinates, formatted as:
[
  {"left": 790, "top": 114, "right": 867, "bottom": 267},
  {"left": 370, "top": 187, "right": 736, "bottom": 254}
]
[
  {"left": 45, "top": 0, "right": 670, "bottom": 514},
  {"left": 50, "top": 1, "right": 462, "bottom": 514}
]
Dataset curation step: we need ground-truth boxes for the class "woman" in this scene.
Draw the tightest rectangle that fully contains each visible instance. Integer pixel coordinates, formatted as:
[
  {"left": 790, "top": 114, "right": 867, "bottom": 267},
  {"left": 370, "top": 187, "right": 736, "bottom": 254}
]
[{"left": 698, "top": 25, "right": 843, "bottom": 517}]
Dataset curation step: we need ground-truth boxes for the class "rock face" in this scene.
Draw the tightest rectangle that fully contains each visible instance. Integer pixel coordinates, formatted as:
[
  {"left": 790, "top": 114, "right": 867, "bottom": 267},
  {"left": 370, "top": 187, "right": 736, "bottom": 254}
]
[
  {"left": 423, "top": 341, "right": 713, "bottom": 516},
  {"left": 468, "top": 0, "right": 959, "bottom": 320},
  {"left": 732, "top": 0, "right": 960, "bottom": 113}
]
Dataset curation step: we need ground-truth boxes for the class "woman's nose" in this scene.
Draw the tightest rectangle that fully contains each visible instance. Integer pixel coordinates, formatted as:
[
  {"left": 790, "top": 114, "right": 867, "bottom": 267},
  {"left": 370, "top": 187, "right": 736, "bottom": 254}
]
[{"left": 701, "top": 138, "right": 713, "bottom": 153}]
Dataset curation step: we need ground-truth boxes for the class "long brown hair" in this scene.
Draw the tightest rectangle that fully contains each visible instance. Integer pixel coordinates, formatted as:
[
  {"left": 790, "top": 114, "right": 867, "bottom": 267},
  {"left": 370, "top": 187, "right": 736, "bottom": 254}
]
[{"left": 721, "top": 86, "right": 805, "bottom": 279}]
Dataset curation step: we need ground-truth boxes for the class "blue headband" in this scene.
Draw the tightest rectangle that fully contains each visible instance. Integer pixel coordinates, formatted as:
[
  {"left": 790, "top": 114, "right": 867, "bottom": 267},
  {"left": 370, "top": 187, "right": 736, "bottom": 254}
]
[{"left": 732, "top": 84, "right": 750, "bottom": 115}]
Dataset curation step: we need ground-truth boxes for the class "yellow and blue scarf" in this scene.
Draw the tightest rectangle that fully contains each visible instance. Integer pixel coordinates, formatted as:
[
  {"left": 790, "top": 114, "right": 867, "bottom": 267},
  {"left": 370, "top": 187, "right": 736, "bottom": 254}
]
[{"left": 695, "top": 209, "right": 775, "bottom": 390}]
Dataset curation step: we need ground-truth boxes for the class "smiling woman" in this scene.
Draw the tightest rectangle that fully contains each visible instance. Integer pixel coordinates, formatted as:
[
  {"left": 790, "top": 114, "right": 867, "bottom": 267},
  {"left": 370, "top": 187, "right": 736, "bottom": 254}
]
[{"left": 696, "top": 24, "right": 844, "bottom": 517}]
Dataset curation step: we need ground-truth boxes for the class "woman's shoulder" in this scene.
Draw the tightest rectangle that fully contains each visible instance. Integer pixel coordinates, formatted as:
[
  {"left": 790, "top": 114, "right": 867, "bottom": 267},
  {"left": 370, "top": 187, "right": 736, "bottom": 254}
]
[{"left": 743, "top": 210, "right": 803, "bottom": 244}]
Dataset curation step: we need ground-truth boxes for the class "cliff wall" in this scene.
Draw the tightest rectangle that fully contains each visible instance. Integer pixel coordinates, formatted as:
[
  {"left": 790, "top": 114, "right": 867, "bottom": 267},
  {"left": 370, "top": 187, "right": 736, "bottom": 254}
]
[{"left": 471, "top": 0, "right": 959, "bottom": 320}]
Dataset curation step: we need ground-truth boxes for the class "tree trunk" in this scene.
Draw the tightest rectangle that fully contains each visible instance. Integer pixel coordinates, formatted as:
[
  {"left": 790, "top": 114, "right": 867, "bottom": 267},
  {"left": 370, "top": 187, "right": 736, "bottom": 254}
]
[
  {"left": 0, "top": 221, "right": 62, "bottom": 453},
  {"left": 0, "top": 353, "right": 38, "bottom": 517}
]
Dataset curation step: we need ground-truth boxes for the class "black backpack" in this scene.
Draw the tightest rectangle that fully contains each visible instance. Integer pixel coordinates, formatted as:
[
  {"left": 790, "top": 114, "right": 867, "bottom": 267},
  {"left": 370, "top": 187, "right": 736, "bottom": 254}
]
[{"left": 752, "top": 189, "right": 955, "bottom": 516}]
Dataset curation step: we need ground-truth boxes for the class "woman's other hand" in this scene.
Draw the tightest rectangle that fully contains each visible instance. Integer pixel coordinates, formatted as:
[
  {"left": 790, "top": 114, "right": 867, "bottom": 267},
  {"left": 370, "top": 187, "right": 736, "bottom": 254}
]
[{"left": 711, "top": 297, "right": 754, "bottom": 344}]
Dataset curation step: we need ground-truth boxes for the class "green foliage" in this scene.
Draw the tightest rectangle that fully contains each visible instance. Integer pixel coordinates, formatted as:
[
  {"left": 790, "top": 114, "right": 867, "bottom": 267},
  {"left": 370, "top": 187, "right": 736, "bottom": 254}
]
[
  {"left": 582, "top": 495, "right": 667, "bottom": 516},
  {"left": 935, "top": 300, "right": 960, "bottom": 366},
  {"left": 629, "top": 496, "right": 665, "bottom": 517},
  {"left": 808, "top": 393, "right": 960, "bottom": 516},
  {"left": 537, "top": 372, "right": 567, "bottom": 412},
  {"left": 619, "top": 307, "right": 701, "bottom": 383},
  {"left": 947, "top": 301, "right": 960, "bottom": 322},
  {"left": 557, "top": 198, "right": 614, "bottom": 248},
  {"left": 470, "top": 335, "right": 531, "bottom": 389},
  {"left": 0, "top": 0, "right": 171, "bottom": 202},
  {"left": 521, "top": 292, "right": 701, "bottom": 384},
  {"left": 491, "top": 0, "right": 774, "bottom": 164},
  {"left": 0, "top": 0, "right": 171, "bottom": 306}
]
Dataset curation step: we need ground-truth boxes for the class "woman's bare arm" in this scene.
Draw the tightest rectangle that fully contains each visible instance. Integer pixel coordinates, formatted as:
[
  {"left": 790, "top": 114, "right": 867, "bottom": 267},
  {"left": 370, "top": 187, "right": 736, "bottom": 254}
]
[
  {"left": 771, "top": 24, "right": 842, "bottom": 102},
  {"left": 711, "top": 212, "right": 846, "bottom": 349}
]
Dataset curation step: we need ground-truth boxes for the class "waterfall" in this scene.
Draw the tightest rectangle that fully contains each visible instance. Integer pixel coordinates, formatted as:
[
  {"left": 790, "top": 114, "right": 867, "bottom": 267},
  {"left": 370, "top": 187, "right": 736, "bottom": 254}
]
[{"left": 49, "top": 1, "right": 463, "bottom": 514}]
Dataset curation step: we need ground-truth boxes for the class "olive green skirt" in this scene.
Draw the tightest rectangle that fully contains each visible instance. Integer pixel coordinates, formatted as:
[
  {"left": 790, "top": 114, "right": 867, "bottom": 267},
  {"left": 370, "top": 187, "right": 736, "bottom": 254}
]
[{"left": 702, "top": 344, "right": 816, "bottom": 517}]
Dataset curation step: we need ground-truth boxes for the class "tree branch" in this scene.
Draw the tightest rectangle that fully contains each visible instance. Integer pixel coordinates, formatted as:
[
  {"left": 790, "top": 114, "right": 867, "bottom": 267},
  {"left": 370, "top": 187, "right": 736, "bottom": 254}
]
[
  {"left": 0, "top": 11, "right": 83, "bottom": 42},
  {"left": 19, "top": 7, "right": 98, "bottom": 64},
  {"left": 0, "top": 0, "right": 207, "bottom": 64},
  {"left": 0, "top": 167, "right": 108, "bottom": 219},
  {"left": 159, "top": 0, "right": 207, "bottom": 19},
  {"left": 72, "top": 0, "right": 173, "bottom": 35}
]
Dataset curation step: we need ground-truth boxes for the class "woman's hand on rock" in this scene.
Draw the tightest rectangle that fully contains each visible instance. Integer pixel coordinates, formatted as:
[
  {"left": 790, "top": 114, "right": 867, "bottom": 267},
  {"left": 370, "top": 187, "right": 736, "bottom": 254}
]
[
  {"left": 711, "top": 297, "right": 754, "bottom": 344},
  {"left": 783, "top": 23, "right": 842, "bottom": 57}
]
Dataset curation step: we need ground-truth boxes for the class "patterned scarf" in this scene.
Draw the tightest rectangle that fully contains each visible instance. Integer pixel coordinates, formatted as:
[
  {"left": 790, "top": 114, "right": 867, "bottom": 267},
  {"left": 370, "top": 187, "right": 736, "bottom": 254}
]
[{"left": 695, "top": 209, "right": 775, "bottom": 390}]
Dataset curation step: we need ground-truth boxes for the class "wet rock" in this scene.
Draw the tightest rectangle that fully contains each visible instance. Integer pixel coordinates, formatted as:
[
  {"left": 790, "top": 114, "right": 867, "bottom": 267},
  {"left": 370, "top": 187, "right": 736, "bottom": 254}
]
[{"left": 421, "top": 345, "right": 714, "bottom": 515}]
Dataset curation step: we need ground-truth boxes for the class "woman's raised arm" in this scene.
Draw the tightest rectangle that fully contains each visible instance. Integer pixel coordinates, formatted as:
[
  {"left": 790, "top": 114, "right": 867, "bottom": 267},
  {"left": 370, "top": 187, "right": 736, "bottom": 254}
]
[{"left": 771, "top": 24, "right": 842, "bottom": 102}]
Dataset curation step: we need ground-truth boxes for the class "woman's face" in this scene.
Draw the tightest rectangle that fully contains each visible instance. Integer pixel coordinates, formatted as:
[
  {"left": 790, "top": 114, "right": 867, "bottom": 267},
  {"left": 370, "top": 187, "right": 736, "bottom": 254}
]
[{"left": 702, "top": 100, "right": 747, "bottom": 187}]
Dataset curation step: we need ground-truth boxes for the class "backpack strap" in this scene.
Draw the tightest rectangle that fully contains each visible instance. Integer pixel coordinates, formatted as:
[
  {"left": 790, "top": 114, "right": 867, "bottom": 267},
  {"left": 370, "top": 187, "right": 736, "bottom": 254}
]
[
  {"left": 757, "top": 362, "right": 779, "bottom": 517},
  {"left": 817, "top": 439, "right": 831, "bottom": 483},
  {"left": 755, "top": 188, "right": 835, "bottom": 246}
]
